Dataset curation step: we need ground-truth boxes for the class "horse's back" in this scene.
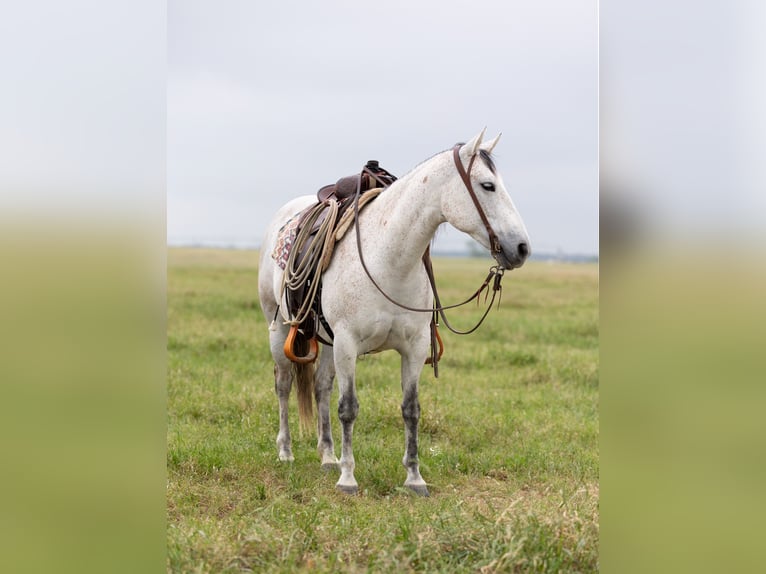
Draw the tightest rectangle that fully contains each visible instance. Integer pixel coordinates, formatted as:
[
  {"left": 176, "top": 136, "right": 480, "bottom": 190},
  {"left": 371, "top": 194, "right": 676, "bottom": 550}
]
[{"left": 260, "top": 195, "right": 317, "bottom": 254}]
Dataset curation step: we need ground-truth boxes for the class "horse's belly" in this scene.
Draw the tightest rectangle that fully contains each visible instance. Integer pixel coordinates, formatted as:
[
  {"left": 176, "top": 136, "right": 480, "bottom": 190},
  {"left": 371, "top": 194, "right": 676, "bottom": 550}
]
[
  {"left": 333, "top": 311, "right": 430, "bottom": 357},
  {"left": 364, "top": 322, "right": 411, "bottom": 354},
  {"left": 321, "top": 244, "right": 432, "bottom": 356}
]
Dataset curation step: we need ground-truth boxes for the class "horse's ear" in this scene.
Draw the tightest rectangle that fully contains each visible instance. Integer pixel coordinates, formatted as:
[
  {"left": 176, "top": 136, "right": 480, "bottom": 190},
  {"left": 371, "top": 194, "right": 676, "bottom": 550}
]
[
  {"left": 464, "top": 127, "right": 487, "bottom": 158},
  {"left": 480, "top": 132, "right": 502, "bottom": 154}
]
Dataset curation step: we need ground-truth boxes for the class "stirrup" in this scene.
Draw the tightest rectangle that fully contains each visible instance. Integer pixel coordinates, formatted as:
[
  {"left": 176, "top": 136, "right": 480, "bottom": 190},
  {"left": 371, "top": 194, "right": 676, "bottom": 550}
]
[{"left": 284, "top": 324, "right": 318, "bottom": 364}]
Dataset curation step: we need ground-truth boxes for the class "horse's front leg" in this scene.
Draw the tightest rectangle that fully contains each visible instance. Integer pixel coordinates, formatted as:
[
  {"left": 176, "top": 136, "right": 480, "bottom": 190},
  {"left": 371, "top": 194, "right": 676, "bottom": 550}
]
[
  {"left": 400, "top": 347, "right": 430, "bottom": 496},
  {"left": 315, "top": 344, "right": 339, "bottom": 470},
  {"left": 334, "top": 333, "right": 359, "bottom": 494}
]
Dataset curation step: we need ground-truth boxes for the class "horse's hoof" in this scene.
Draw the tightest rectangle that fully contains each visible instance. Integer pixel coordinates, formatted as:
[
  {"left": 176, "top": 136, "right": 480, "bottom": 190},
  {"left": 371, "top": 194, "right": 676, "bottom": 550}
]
[
  {"left": 406, "top": 483, "right": 430, "bottom": 497},
  {"left": 321, "top": 461, "right": 340, "bottom": 473},
  {"left": 336, "top": 483, "right": 359, "bottom": 495},
  {"left": 278, "top": 453, "right": 294, "bottom": 462}
]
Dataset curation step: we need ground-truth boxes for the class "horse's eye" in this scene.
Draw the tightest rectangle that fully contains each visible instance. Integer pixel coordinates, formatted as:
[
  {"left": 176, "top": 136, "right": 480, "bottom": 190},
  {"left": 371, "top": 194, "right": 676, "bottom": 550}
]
[{"left": 480, "top": 182, "right": 496, "bottom": 192}]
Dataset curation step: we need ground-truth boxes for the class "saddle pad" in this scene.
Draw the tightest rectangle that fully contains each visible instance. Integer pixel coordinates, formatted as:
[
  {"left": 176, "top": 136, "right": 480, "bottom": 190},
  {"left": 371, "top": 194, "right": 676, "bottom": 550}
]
[{"left": 271, "top": 213, "right": 301, "bottom": 270}]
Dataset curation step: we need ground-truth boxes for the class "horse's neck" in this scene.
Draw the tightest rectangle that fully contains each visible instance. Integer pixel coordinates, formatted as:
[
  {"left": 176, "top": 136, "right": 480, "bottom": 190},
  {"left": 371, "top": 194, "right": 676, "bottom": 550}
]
[{"left": 360, "top": 155, "right": 450, "bottom": 274}]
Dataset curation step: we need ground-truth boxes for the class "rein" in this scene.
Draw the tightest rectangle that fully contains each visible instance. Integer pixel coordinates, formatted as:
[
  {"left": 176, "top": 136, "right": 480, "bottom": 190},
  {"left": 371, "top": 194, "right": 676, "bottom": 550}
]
[{"left": 353, "top": 143, "right": 506, "bottom": 361}]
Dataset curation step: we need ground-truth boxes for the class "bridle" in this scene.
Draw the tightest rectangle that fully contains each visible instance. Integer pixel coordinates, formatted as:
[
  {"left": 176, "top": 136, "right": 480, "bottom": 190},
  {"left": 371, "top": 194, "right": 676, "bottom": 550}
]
[
  {"left": 451, "top": 144, "right": 503, "bottom": 259},
  {"left": 352, "top": 143, "right": 507, "bottom": 371}
]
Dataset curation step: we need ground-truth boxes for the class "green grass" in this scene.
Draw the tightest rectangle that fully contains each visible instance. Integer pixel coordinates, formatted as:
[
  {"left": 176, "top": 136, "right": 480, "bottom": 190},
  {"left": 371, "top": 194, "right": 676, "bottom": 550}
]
[{"left": 167, "top": 248, "right": 599, "bottom": 572}]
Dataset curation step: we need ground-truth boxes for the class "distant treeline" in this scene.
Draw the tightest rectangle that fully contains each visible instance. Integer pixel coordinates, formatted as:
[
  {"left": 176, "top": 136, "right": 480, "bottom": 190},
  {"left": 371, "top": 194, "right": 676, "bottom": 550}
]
[
  {"left": 433, "top": 249, "right": 599, "bottom": 263},
  {"left": 528, "top": 252, "right": 599, "bottom": 263},
  {"left": 169, "top": 243, "right": 599, "bottom": 263}
]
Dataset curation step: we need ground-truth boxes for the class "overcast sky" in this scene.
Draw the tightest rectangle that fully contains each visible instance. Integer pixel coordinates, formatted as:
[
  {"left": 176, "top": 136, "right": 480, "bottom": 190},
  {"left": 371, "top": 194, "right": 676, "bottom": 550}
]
[
  {"left": 2, "top": 2, "right": 761, "bottom": 256},
  {"left": 168, "top": 0, "right": 598, "bottom": 255}
]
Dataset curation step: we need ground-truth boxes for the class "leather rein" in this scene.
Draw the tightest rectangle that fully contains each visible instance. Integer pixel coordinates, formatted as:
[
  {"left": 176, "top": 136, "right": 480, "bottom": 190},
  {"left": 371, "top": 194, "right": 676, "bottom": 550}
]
[{"left": 352, "top": 143, "right": 507, "bottom": 368}]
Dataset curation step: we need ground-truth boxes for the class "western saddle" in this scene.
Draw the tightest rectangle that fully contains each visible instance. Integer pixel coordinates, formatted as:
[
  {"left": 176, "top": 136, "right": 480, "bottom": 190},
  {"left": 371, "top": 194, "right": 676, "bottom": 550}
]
[{"left": 281, "top": 161, "right": 397, "bottom": 363}]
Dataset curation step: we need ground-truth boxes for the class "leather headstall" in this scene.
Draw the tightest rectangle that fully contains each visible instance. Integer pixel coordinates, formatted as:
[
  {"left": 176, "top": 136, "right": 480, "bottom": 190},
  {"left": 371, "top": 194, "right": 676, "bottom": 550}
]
[{"left": 452, "top": 144, "right": 502, "bottom": 258}]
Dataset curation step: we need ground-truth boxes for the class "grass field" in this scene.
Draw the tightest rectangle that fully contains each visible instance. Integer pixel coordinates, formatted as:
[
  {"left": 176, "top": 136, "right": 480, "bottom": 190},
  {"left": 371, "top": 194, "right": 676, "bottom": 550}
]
[{"left": 167, "top": 248, "right": 599, "bottom": 573}]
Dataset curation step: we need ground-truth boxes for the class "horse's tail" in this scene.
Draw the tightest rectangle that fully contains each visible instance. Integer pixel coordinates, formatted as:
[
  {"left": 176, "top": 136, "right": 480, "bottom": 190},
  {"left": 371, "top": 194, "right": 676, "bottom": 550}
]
[{"left": 292, "top": 334, "right": 315, "bottom": 434}]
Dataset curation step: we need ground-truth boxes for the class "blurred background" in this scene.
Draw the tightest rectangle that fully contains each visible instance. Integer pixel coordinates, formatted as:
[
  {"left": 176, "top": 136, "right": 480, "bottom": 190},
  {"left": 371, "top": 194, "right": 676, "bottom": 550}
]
[{"left": 600, "top": 2, "right": 766, "bottom": 573}]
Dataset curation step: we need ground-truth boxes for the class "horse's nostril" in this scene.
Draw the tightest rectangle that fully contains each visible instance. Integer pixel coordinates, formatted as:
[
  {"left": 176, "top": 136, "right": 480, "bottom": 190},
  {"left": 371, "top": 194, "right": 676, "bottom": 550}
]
[{"left": 518, "top": 242, "right": 529, "bottom": 258}]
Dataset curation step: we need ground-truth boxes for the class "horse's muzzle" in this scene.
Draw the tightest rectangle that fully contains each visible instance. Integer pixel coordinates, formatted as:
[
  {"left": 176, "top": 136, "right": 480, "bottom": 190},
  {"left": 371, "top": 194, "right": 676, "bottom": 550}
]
[{"left": 496, "top": 241, "right": 530, "bottom": 270}]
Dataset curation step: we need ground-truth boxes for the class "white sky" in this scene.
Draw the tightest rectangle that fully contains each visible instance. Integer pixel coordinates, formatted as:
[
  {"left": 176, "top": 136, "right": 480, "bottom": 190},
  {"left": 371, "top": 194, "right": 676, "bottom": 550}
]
[
  {"left": 168, "top": 0, "right": 599, "bottom": 254},
  {"left": 0, "top": 2, "right": 165, "bottom": 218},
  {"left": 2, "top": 2, "right": 761, "bottom": 256}
]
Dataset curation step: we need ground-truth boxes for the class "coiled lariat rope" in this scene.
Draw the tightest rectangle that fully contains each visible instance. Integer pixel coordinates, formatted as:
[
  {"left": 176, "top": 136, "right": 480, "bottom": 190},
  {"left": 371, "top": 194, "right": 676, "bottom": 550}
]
[
  {"left": 279, "top": 188, "right": 384, "bottom": 330},
  {"left": 280, "top": 200, "right": 340, "bottom": 327}
]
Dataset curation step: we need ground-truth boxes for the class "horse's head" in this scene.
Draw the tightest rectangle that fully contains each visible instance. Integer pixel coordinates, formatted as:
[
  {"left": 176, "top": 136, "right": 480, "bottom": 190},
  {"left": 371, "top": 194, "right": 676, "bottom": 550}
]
[{"left": 441, "top": 128, "right": 531, "bottom": 270}]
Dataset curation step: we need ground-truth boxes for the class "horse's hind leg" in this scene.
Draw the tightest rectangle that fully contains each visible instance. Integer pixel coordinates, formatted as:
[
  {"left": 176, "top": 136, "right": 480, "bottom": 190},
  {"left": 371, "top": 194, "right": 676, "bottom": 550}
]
[
  {"left": 315, "top": 344, "right": 339, "bottom": 470},
  {"left": 269, "top": 322, "right": 295, "bottom": 462},
  {"left": 273, "top": 360, "right": 294, "bottom": 461}
]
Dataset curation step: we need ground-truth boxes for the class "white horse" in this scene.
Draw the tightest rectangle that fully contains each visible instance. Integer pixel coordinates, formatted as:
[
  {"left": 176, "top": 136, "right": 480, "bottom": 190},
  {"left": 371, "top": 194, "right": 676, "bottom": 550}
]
[{"left": 258, "top": 129, "right": 530, "bottom": 495}]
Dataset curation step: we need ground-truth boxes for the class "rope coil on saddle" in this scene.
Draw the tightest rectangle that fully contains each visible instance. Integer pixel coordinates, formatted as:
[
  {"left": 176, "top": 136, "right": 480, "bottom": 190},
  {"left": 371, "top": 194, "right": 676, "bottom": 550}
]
[
  {"left": 280, "top": 199, "right": 340, "bottom": 328},
  {"left": 278, "top": 164, "right": 394, "bottom": 364}
]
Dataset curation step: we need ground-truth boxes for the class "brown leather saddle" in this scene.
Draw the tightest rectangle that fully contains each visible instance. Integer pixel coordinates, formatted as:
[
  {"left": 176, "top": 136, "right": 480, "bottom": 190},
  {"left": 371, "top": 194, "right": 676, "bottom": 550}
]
[
  {"left": 282, "top": 160, "right": 397, "bottom": 362},
  {"left": 314, "top": 160, "right": 395, "bottom": 224}
]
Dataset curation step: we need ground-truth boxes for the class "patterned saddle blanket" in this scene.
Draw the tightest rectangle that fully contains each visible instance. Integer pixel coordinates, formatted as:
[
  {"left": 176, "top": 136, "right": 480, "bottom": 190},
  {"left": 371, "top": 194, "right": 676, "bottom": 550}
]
[{"left": 272, "top": 216, "right": 300, "bottom": 271}]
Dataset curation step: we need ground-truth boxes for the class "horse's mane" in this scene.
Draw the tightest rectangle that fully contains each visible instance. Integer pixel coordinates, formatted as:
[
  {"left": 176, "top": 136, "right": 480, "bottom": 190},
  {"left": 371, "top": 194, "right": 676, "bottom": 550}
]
[{"left": 401, "top": 144, "right": 497, "bottom": 180}]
